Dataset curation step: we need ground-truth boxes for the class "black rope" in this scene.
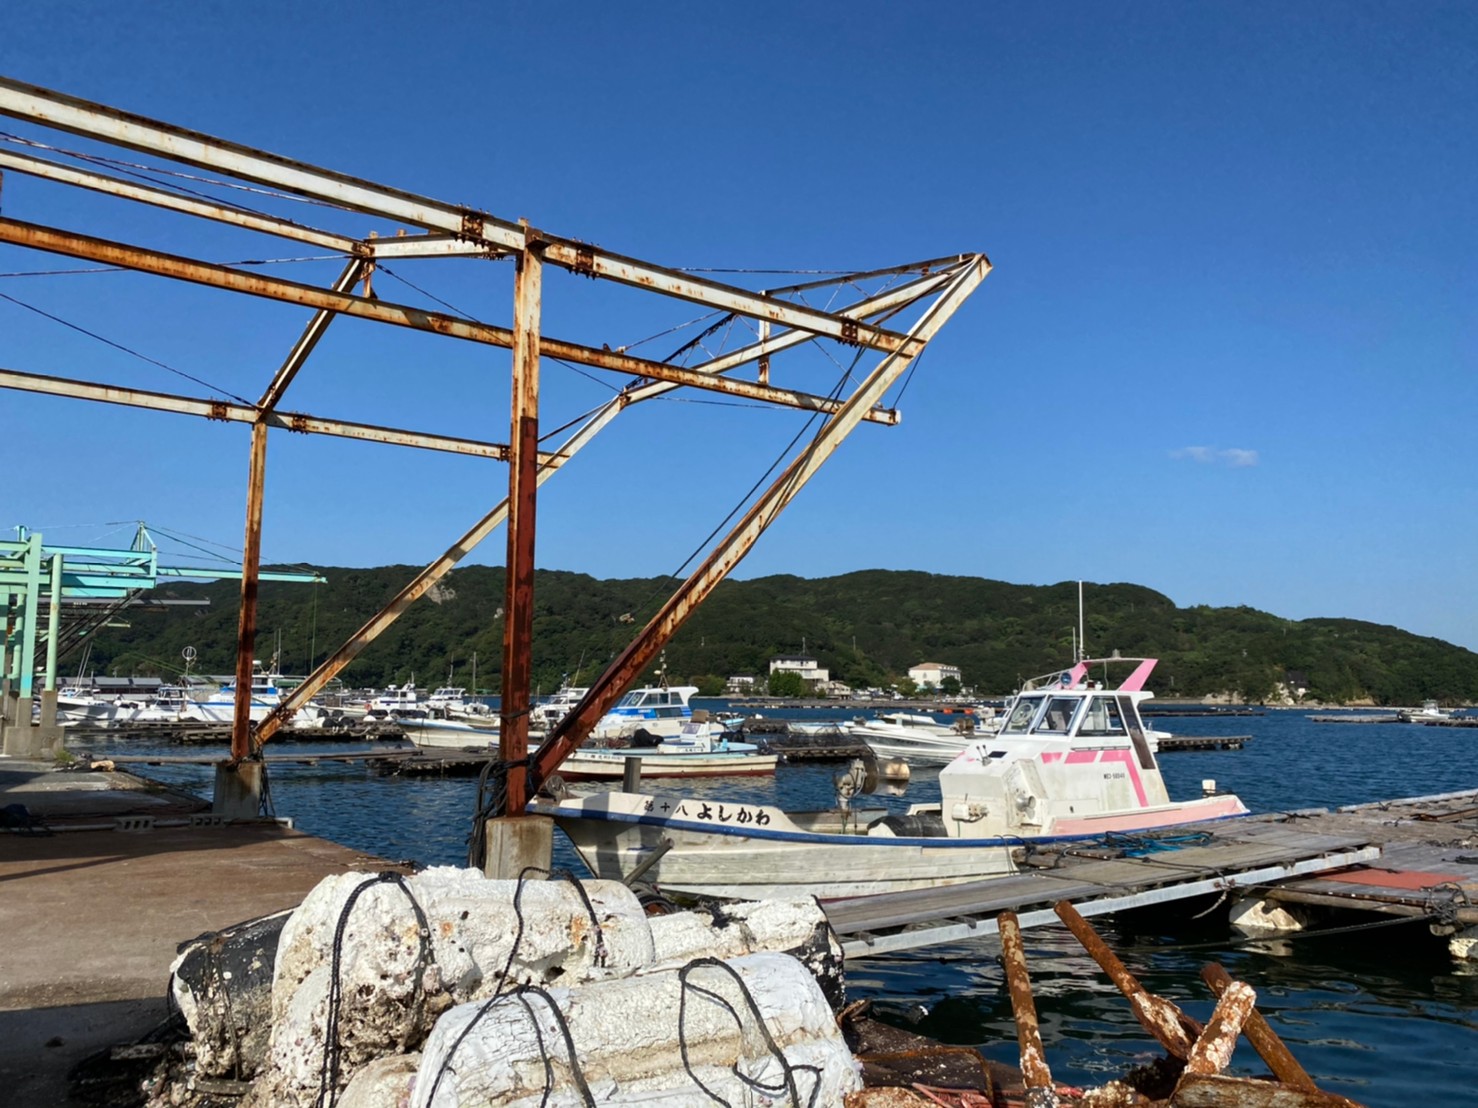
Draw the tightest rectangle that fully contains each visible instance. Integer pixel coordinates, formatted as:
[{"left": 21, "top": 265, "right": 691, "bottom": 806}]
[
  {"left": 316, "top": 873, "right": 437, "bottom": 1108},
  {"left": 514, "top": 986, "right": 600, "bottom": 1107},
  {"left": 423, "top": 867, "right": 606, "bottom": 1106},
  {"left": 676, "top": 957, "right": 822, "bottom": 1108}
]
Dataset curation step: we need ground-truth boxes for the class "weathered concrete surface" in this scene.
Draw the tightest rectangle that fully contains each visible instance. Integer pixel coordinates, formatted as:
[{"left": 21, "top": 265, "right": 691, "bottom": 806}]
[
  {"left": 0, "top": 763, "right": 394, "bottom": 1108},
  {"left": 0, "top": 756, "right": 206, "bottom": 822},
  {"left": 248, "top": 869, "right": 657, "bottom": 1107},
  {"left": 411, "top": 952, "right": 862, "bottom": 1107}
]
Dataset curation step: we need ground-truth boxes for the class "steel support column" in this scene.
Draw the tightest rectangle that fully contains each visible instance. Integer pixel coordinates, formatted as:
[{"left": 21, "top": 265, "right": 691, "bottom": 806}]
[
  {"left": 230, "top": 419, "right": 267, "bottom": 761},
  {"left": 501, "top": 234, "right": 543, "bottom": 814},
  {"left": 44, "top": 553, "right": 60, "bottom": 690}
]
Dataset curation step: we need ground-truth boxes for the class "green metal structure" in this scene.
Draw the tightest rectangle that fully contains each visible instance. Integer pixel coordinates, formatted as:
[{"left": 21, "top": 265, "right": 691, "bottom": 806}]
[{"left": 0, "top": 523, "right": 321, "bottom": 752}]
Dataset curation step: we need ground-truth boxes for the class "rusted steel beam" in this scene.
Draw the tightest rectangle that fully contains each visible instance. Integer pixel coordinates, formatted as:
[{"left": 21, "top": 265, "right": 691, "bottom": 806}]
[
  {"left": 997, "top": 911, "right": 1059, "bottom": 1108},
  {"left": 1171, "top": 1075, "right": 1367, "bottom": 1107},
  {"left": 1180, "top": 980, "right": 1255, "bottom": 1080},
  {"left": 500, "top": 234, "right": 543, "bottom": 815},
  {"left": 0, "top": 77, "right": 916, "bottom": 352},
  {"left": 258, "top": 257, "right": 367, "bottom": 410},
  {"left": 364, "top": 234, "right": 508, "bottom": 260},
  {"left": 0, "top": 218, "right": 899, "bottom": 424},
  {"left": 759, "top": 255, "right": 974, "bottom": 297},
  {"left": 0, "top": 147, "right": 360, "bottom": 254},
  {"left": 0, "top": 367, "right": 550, "bottom": 461},
  {"left": 625, "top": 268, "right": 955, "bottom": 408},
  {"left": 1200, "top": 963, "right": 1317, "bottom": 1092},
  {"left": 230, "top": 419, "right": 267, "bottom": 762},
  {"left": 1053, "top": 900, "right": 1201, "bottom": 1059},
  {"left": 529, "top": 257, "right": 989, "bottom": 789}
]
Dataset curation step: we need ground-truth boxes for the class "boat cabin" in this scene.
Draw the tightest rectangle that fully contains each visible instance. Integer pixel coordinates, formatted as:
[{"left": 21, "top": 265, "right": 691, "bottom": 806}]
[{"left": 913, "top": 659, "right": 1180, "bottom": 840}]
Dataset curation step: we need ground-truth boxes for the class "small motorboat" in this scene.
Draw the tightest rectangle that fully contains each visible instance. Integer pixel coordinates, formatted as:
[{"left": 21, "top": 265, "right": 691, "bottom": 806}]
[
  {"left": 532, "top": 658, "right": 1248, "bottom": 899},
  {"left": 558, "top": 715, "right": 777, "bottom": 781}
]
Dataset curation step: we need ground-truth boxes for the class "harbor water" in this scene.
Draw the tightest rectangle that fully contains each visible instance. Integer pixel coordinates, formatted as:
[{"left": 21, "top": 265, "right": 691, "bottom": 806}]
[{"left": 66, "top": 707, "right": 1477, "bottom": 1105}]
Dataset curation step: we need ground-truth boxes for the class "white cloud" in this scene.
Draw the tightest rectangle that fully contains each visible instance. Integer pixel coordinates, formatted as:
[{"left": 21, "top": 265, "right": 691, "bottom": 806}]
[
  {"left": 1222, "top": 448, "right": 1259, "bottom": 468},
  {"left": 1170, "top": 446, "right": 1259, "bottom": 468}
]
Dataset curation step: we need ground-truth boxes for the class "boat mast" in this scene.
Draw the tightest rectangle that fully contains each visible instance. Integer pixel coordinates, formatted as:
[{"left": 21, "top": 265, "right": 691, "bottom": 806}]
[{"left": 1077, "top": 580, "right": 1086, "bottom": 662}]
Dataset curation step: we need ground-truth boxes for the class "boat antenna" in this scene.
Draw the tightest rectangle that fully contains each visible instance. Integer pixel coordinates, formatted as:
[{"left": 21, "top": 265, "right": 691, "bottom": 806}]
[{"left": 1077, "top": 580, "right": 1086, "bottom": 662}]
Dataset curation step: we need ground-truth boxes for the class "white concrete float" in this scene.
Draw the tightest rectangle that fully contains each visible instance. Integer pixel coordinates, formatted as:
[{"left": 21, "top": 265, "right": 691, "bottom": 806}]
[
  {"left": 189, "top": 866, "right": 840, "bottom": 1107},
  {"left": 410, "top": 952, "right": 860, "bottom": 1107}
]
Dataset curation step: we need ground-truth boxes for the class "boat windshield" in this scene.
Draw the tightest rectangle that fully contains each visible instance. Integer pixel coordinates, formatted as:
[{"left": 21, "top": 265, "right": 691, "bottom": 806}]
[
  {"left": 1078, "top": 696, "right": 1127, "bottom": 736},
  {"left": 1001, "top": 695, "right": 1044, "bottom": 734},
  {"left": 1033, "top": 696, "right": 1080, "bottom": 734}
]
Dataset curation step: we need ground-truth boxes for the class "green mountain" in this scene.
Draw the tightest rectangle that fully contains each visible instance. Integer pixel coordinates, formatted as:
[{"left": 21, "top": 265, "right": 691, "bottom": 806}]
[{"left": 83, "top": 568, "right": 1478, "bottom": 705}]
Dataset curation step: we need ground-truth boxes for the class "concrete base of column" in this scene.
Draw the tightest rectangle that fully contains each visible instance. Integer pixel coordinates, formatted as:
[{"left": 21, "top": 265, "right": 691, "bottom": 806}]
[
  {"left": 212, "top": 760, "right": 266, "bottom": 820},
  {"left": 482, "top": 815, "right": 554, "bottom": 880},
  {"left": 1, "top": 698, "right": 53, "bottom": 758}
]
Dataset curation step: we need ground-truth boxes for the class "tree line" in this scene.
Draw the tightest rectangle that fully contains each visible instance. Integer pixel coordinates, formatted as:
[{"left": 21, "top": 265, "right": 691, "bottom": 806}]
[{"left": 85, "top": 567, "right": 1478, "bottom": 705}]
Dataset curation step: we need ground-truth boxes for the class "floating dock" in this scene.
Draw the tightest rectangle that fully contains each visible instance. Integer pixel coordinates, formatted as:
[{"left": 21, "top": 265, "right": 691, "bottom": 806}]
[{"left": 824, "top": 818, "right": 1376, "bottom": 958}]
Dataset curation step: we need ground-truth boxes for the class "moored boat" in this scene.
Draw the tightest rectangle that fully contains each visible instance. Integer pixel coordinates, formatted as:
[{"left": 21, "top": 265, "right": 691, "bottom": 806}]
[
  {"left": 844, "top": 710, "right": 991, "bottom": 765},
  {"left": 558, "top": 717, "right": 777, "bottom": 781},
  {"left": 532, "top": 658, "right": 1248, "bottom": 899},
  {"left": 590, "top": 682, "right": 700, "bottom": 741}
]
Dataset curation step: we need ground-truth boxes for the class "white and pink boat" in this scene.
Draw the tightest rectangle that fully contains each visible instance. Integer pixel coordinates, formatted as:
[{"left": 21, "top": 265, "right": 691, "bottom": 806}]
[{"left": 531, "top": 658, "right": 1248, "bottom": 900}]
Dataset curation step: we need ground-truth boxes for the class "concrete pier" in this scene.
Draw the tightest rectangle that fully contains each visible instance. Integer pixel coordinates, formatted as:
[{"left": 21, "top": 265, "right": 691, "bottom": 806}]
[{"left": 0, "top": 757, "right": 396, "bottom": 1107}]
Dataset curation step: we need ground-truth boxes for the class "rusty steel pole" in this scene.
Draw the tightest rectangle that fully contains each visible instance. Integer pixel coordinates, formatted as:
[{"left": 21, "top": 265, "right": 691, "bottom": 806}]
[
  {"left": 1053, "top": 900, "right": 1201, "bottom": 1059},
  {"left": 500, "top": 230, "right": 543, "bottom": 814},
  {"left": 230, "top": 418, "right": 268, "bottom": 762},
  {"left": 1180, "top": 979, "right": 1256, "bottom": 1082},
  {"left": 1200, "top": 963, "right": 1317, "bottom": 1091},
  {"left": 997, "top": 911, "right": 1059, "bottom": 1108}
]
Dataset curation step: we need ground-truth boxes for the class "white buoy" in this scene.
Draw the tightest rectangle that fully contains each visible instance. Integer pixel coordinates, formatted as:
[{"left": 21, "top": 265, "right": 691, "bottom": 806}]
[
  {"left": 1202, "top": 778, "right": 1217, "bottom": 796},
  {"left": 881, "top": 759, "right": 911, "bottom": 781}
]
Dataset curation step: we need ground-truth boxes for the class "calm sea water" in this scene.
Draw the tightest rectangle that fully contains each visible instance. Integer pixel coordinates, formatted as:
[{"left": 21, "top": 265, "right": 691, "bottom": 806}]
[{"left": 68, "top": 706, "right": 1478, "bottom": 1105}]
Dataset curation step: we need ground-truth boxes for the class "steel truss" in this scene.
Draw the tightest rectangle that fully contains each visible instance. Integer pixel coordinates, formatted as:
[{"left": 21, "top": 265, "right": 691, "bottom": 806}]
[{"left": 0, "top": 76, "right": 989, "bottom": 805}]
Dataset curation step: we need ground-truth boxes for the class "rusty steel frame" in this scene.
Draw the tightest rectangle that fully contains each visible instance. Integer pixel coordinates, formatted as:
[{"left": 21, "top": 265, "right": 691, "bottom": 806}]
[
  {"left": 249, "top": 271, "right": 958, "bottom": 744},
  {"left": 0, "top": 218, "right": 900, "bottom": 426},
  {"left": 0, "top": 77, "right": 916, "bottom": 353},
  {"left": 500, "top": 232, "right": 543, "bottom": 807},
  {"left": 0, "top": 368, "right": 551, "bottom": 460},
  {"left": 529, "top": 257, "right": 990, "bottom": 792},
  {"left": 1, "top": 77, "right": 989, "bottom": 799}
]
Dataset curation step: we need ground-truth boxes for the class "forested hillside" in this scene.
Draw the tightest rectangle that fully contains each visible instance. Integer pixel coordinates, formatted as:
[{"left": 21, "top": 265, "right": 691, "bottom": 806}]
[{"left": 84, "top": 567, "right": 1478, "bottom": 705}]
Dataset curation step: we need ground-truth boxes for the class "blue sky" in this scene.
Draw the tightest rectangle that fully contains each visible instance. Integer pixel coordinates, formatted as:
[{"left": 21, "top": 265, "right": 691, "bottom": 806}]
[{"left": 3, "top": 2, "right": 1476, "bottom": 650}]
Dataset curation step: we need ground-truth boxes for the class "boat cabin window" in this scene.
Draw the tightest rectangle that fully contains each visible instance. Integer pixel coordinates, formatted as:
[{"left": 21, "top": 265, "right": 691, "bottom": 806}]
[
  {"left": 1077, "top": 696, "right": 1127, "bottom": 736},
  {"left": 1001, "top": 696, "right": 1044, "bottom": 734},
  {"left": 1033, "top": 697, "right": 1079, "bottom": 734}
]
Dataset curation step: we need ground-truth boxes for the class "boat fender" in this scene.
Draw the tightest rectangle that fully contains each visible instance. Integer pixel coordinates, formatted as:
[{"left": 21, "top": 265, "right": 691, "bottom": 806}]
[{"left": 865, "top": 812, "right": 948, "bottom": 839}]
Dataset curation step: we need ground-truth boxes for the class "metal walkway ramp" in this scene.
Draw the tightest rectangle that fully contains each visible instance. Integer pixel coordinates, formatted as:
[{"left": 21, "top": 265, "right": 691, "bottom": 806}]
[{"left": 823, "top": 819, "right": 1378, "bottom": 957}]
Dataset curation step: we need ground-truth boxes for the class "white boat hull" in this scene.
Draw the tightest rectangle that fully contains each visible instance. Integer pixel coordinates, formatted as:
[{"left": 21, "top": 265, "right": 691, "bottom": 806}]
[
  {"left": 399, "top": 719, "right": 499, "bottom": 749},
  {"left": 557, "top": 748, "right": 778, "bottom": 781},
  {"left": 532, "top": 790, "right": 1248, "bottom": 900}
]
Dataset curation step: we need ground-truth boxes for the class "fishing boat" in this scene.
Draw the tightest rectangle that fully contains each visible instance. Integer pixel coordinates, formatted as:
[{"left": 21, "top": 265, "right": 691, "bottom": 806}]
[
  {"left": 844, "top": 710, "right": 993, "bottom": 765},
  {"left": 530, "top": 680, "right": 591, "bottom": 732},
  {"left": 1398, "top": 700, "right": 1453, "bottom": 723},
  {"left": 384, "top": 706, "right": 498, "bottom": 749},
  {"left": 192, "top": 662, "right": 286, "bottom": 724},
  {"left": 531, "top": 658, "right": 1249, "bottom": 899},
  {"left": 590, "top": 682, "right": 701, "bottom": 741},
  {"left": 424, "top": 684, "right": 497, "bottom": 724},
  {"left": 557, "top": 716, "right": 777, "bottom": 781}
]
